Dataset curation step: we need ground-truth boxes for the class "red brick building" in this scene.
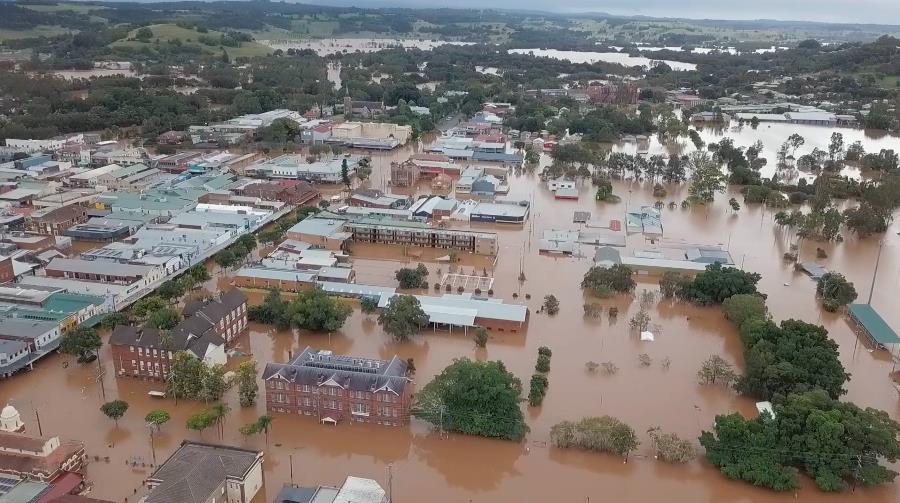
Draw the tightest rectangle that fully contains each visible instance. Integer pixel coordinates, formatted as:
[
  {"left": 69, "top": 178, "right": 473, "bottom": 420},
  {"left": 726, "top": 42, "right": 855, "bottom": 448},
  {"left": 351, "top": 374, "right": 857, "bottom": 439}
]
[
  {"left": 25, "top": 204, "right": 88, "bottom": 236},
  {"left": 235, "top": 180, "right": 319, "bottom": 205},
  {"left": 0, "top": 257, "right": 14, "bottom": 283},
  {"left": 262, "top": 347, "right": 413, "bottom": 427},
  {"left": 0, "top": 431, "right": 86, "bottom": 483},
  {"left": 109, "top": 289, "right": 248, "bottom": 380}
]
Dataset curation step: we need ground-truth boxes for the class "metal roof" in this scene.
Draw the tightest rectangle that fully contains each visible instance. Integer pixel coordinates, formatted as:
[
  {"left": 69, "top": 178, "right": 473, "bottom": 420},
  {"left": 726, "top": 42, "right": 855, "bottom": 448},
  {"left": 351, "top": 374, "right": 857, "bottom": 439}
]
[
  {"left": 46, "top": 258, "right": 154, "bottom": 277},
  {"left": 849, "top": 304, "right": 900, "bottom": 346}
]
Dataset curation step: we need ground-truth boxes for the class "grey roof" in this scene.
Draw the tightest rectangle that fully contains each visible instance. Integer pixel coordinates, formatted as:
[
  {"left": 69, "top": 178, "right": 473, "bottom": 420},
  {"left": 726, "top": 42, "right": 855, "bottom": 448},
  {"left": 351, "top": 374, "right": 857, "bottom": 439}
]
[
  {"left": 46, "top": 258, "right": 153, "bottom": 277},
  {"left": 274, "top": 486, "right": 319, "bottom": 503},
  {"left": 594, "top": 246, "right": 622, "bottom": 265},
  {"left": 379, "top": 293, "right": 528, "bottom": 324},
  {"left": 146, "top": 442, "right": 261, "bottom": 503},
  {"left": 799, "top": 261, "right": 828, "bottom": 280},
  {"left": 184, "top": 289, "right": 247, "bottom": 321},
  {"left": 287, "top": 218, "right": 348, "bottom": 238},
  {"left": 472, "top": 201, "right": 529, "bottom": 219},
  {"left": 0, "top": 338, "right": 27, "bottom": 355},
  {"left": 685, "top": 247, "right": 733, "bottom": 265},
  {"left": 0, "top": 318, "right": 58, "bottom": 340},
  {"left": 263, "top": 346, "right": 409, "bottom": 395}
]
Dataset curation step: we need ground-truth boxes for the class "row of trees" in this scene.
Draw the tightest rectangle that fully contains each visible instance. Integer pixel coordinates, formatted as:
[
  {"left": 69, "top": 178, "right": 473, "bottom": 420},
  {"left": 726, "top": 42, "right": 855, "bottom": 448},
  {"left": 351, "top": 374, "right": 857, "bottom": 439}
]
[{"left": 214, "top": 234, "right": 257, "bottom": 270}]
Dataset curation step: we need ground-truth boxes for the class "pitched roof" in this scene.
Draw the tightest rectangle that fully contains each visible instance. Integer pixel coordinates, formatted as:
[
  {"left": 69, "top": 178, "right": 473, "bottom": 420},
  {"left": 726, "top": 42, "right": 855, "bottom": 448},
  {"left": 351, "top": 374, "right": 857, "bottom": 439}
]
[
  {"left": 263, "top": 347, "right": 409, "bottom": 395},
  {"left": 146, "top": 442, "right": 261, "bottom": 503}
]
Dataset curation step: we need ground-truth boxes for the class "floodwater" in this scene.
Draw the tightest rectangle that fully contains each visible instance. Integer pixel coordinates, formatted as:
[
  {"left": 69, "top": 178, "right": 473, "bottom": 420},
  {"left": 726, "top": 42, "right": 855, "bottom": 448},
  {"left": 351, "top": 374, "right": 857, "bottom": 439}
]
[
  {"left": 259, "top": 38, "right": 474, "bottom": 56},
  {"left": 327, "top": 62, "right": 342, "bottom": 90},
  {"left": 45, "top": 69, "right": 140, "bottom": 80},
  {"left": 2, "top": 135, "right": 900, "bottom": 503},
  {"left": 508, "top": 48, "right": 698, "bottom": 71},
  {"left": 612, "top": 120, "right": 900, "bottom": 181}
]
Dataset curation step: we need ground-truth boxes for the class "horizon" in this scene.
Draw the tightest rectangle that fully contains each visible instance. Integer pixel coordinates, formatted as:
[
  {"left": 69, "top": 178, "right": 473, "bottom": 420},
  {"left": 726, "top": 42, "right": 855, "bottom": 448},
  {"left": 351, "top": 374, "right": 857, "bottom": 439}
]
[{"left": 90, "top": 0, "right": 900, "bottom": 26}]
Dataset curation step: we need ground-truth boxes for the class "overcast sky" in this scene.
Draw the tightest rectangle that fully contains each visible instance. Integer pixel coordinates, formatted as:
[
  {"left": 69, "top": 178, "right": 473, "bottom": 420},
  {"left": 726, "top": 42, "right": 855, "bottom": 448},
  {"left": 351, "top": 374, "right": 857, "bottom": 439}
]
[{"left": 316, "top": 0, "right": 900, "bottom": 25}]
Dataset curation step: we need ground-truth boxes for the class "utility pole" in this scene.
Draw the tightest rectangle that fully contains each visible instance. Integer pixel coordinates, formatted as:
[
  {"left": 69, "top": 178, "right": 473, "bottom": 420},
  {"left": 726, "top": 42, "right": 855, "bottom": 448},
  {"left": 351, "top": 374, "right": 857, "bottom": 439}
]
[
  {"left": 289, "top": 453, "right": 294, "bottom": 485},
  {"left": 33, "top": 404, "right": 43, "bottom": 437},
  {"left": 96, "top": 354, "right": 106, "bottom": 401},
  {"left": 867, "top": 239, "right": 884, "bottom": 304},
  {"left": 387, "top": 463, "right": 393, "bottom": 503}
]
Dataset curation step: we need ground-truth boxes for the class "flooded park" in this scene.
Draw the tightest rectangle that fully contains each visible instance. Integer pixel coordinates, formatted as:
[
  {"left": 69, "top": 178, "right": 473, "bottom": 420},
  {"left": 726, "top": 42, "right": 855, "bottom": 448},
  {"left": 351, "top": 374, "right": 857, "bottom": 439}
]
[{"left": 2, "top": 120, "right": 900, "bottom": 503}]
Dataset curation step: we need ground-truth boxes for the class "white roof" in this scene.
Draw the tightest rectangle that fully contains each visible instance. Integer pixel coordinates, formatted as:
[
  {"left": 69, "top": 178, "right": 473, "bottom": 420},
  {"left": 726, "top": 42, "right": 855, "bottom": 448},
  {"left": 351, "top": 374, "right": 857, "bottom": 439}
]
[
  {"left": 68, "top": 163, "right": 123, "bottom": 180},
  {"left": 334, "top": 476, "right": 386, "bottom": 503}
]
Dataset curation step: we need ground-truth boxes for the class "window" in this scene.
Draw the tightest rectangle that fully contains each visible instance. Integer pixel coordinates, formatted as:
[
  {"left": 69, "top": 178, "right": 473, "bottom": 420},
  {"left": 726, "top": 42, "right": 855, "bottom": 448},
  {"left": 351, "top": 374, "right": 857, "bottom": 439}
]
[
  {"left": 131, "top": 359, "right": 136, "bottom": 367},
  {"left": 138, "top": 347, "right": 143, "bottom": 356},
  {"left": 130, "top": 345, "right": 135, "bottom": 352},
  {"left": 302, "top": 385, "right": 311, "bottom": 393},
  {"left": 152, "top": 349, "right": 157, "bottom": 357}
]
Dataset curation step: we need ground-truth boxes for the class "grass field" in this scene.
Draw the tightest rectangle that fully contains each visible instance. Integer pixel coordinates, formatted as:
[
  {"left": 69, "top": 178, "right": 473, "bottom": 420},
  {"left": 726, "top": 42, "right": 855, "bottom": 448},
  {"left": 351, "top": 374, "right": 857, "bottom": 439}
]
[
  {"left": 112, "top": 23, "right": 271, "bottom": 58},
  {"left": 0, "top": 25, "right": 72, "bottom": 41}
]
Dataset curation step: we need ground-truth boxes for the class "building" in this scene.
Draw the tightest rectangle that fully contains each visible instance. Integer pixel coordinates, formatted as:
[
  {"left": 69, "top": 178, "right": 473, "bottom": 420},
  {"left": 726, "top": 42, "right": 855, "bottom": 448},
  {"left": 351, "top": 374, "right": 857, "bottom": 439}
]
[
  {"left": 109, "top": 289, "right": 247, "bottom": 379},
  {"left": 145, "top": 442, "right": 263, "bottom": 503},
  {"left": 0, "top": 258, "right": 13, "bottom": 285},
  {"left": 157, "top": 130, "right": 187, "bottom": 145},
  {"left": 548, "top": 177, "right": 576, "bottom": 191},
  {"left": 329, "top": 122, "right": 412, "bottom": 149},
  {"left": 343, "top": 97, "right": 385, "bottom": 118},
  {"left": 389, "top": 160, "right": 420, "bottom": 187},
  {"left": 24, "top": 205, "right": 89, "bottom": 236},
  {"left": 469, "top": 200, "right": 530, "bottom": 223},
  {"left": 0, "top": 405, "right": 24, "bottom": 433},
  {"left": 234, "top": 180, "right": 319, "bottom": 205},
  {"left": 785, "top": 111, "right": 838, "bottom": 126},
  {"left": 349, "top": 189, "right": 408, "bottom": 209},
  {"left": 848, "top": 303, "right": 900, "bottom": 351},
  {"left": 156, "top": 152, "right": 202, "bottom": 174},
  {"left": 286, "top": 218, "right": 353, "bottom": 251},
  {"left": 263, "top": 347, "right": 412, "bottom": 426},
  {"left": 0, "top": 319, "right": 62, "bottom": 377},
  {"left": 456, "top": 166, "right": 509, "bottom": 195},
  {"left": 0, "top": 232, "right": 55, "bottom": 253},
  {"left": 554, "top": 187, "right": 579, "bottom": 200},
  {"left": 409, "top": 153, "right": 457, "bottom": 176},
  {"left": 674, "top": 93, "right": 703, "bottom": 109},
  {"left": 187, "top": 152, "right": 261, "bottom": 175},
  {"left": 0, "top": 432, "right": 86, "bottom": 483},
  {"left": 247, "top": 155, "right": 361, "bottom": 183},
  {"left": 45, "top": 258, "right": 163, "bottom": 285},
  {"left": 346, "top": 219, "right": 498, "bottom": 255},
  {"left": 409, "top": 196, "right": 457, "bottom": 220},
  {"left": 189, "top": 109, "right": 304, "bottom": 144},
  {"left": 274, "top": 476, "right": 388, "bottom": 503},
  {"left": 625, "top": 206, "right": 663, "bottom": 239},
  {"left": 92, "top": 163, "right": 161, "bottom": 190},
  {"left": 379, "top": 293, "right": 528, "bottom": 332}
]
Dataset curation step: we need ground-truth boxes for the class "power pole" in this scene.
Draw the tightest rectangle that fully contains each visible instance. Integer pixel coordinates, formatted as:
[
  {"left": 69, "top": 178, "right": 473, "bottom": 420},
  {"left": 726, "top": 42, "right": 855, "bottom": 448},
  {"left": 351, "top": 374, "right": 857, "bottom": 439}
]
[
  {"left": 387, "top": 463, "right": 393, "bottom": 503},
  {"left": 34, "top": 404, "right": 43, "bottom": 437},
  {"left": 867, "top": 239, "right": 884, "bottom": 304}
]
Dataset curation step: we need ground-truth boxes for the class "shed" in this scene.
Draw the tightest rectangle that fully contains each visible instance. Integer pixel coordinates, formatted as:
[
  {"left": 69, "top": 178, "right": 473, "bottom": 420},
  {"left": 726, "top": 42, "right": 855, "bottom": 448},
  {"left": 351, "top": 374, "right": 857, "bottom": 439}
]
[{"left": 848, "top": 303, "right": 900, "bottom": 350}]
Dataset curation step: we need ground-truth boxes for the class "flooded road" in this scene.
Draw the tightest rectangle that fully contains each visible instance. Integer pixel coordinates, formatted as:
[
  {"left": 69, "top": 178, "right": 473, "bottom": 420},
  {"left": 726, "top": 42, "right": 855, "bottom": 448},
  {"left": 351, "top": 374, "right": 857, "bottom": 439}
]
[{"left": 2, "top": 132, "right": 900, "bottom": 502}]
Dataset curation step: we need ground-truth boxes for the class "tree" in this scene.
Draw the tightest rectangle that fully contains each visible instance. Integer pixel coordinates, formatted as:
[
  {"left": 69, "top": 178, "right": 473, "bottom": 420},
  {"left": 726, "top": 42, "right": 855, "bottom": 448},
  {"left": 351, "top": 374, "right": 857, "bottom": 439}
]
[
  {"left": 256, "top": 414, "right": 273, "bottom": 444},
  {"left": 210, "top": 403, "right": 231, "bottom": 439},
  {"left": 59, "top": 326, "right": 102, "bottom": 363},
  {"left": 581, "top": 264, "right": 636, "bottom": 297},
  {"left": 156, "top": 279, "right": 186, "bottom": 301},
  {"left": 341, "top": 158, "right": 351, "bottom": 188},
  {"left": 688, "top": 151, "right": 725, "bottom": 203},
  {"left": 378, "top": 295, "right": 429, "bottom": 341},
  {"left": 722, "top": 294, "right": 768, "bottom": 328},
  {"left": 659, "top": 271, "right": 690, "bottom": 298},
  {"left": 844, "top": 203, "right": 889, "bottom": 237},
  {"left": 395, "top": 264, "right": 428, "bottom": 289},
  {"left": 828, "top": 132, "right": 844, "bottom": 162},
  {"left": 473, "top": 327, "right": 488, "bottom": 348},
  {"left": 678, "top": 263, "right": 761, "bottom": 305},
  {"left": 100, "top": 312, "right": 129, "bottom": 329},
  {"left": 542, "top": 294, "right": 560, "bottom": 315},
  {"left": 697, "top": 355, "right": 738, "bottom": 386},
  {"left": 737, "top": 319, "right": 848, "bottom": 400},
  {"left": 550, "top": 416, "right": 639, "bottom": 460},
  {"left": 147, "top": 307, "right": 180, "bottom": 330},
  {"left": 360, "top": 296, "right": 379, "bottom": 316},
  {"left": 186, "top": 409, "right": 216, "bottom": 436},
  {"left": 199, "top": 364, "right": 228, "bottom": 403},
  {"left": 414, "top": 358, "right": 528, "bottom": 441},
  {"left": 100, "top": 400, "right": 129, "bottom": 426},
  {"left": 528, "top": 373, "right": 549, "bottom": 406},
  {"left": 629, "top": 309, "right": 651, "bottom": 332},
  {"left": 237, "top": 360, "right": 259, "bottom": 407},
  {"left": 728, "top": 197, "right": 741, "bottom": 212},
  {"left": 132, "top": 296, "right": 166, "bottom": 319},
  {"left": 701, "top": 390, "right": 900, "bottom": 492},
  {"left": 285, "top": 288, "right": 352, "bottom": 331},
  {"left": 816, "top": 272, "right": 858, "bottom": 312},
  {"left": 662, "top": 155, "right": 687, "bottom": 183},
  {"left": 535, "top": 354, "right": 551, "bottom": 372},
  {"left": 145, "top": 409, "right": 171, "bottom": 431},
  {"left": 787, "top": 133, "right": 805, "bottom": 156},
  {"left": 648, "top": 428, "right": 696, "bottom": 463}
]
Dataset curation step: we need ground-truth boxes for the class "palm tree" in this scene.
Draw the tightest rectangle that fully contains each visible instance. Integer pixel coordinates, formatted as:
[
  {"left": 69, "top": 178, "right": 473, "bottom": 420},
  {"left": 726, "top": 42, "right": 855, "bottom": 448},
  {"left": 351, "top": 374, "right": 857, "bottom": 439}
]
[
  {"left": 257, "top": 415, "right": 273, "bottom": 444},
  {"left": 211, "top": 403, "right": 231, "bottom": 439}
]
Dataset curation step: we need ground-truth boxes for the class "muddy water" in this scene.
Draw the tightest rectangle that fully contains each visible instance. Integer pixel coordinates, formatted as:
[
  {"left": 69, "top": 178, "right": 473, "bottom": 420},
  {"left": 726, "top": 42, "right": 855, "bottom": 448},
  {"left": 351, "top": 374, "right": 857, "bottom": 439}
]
[
  {"left": 259, "top": 38, "right": 474, "bottom": 56},
  {"left": 613, "top": 121, "right": 900, "bottom": 181},
  {"left": 2, "top": 136, "right": 900, "bottom": 502},
  {"left": 509, "top": 48, "right": 698, "bottom": 71}
]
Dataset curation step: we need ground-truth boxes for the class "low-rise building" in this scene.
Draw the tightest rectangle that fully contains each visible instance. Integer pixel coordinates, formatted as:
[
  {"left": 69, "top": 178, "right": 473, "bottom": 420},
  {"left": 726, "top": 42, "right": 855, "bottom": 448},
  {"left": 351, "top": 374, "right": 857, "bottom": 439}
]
[
  {"left": 548, "top": 177, "right": 576, "bottom": 191},
  {"left": 233, "top": 180, "right": 319, "bottom": 205},
  {"left": 469, "top": 200, "right": 530, "bottom": 223},
  {"left": 389, "top": 160, "right": 420, "bottom": 187},
  {"left": 247, "top": 155, "right": 361, "bottom": 183},
  {"left": 93, "top": 163, "right": 161, "bottom": 190},
  {"left": 24, "top": 205, "right": 89, "bottom": 236},
  {"left": 263, "top": 347, "right": 412, "bottom": 426},
  {"left": 145, "top": 442, "right": 264, "bottom": 503},
  {"left": 156, "top": 151, "right": 202, "bottom": 174},
  {"left": 109, "top": 289, "right": 247, "bottom": 379},
  {"left": 343, "top": 97, "right": 385, "bottom": 118},
  {"left": 349, "top": 189, "right": 408, "bottom": 209},
  {"left": 0, "top": 432, "right": 86, "bottom": 483},
  {"left": 329, "top": 122, "right": 412, "bottom": 149},
  {"left": 45, "top": 257, "right": 164, "bottom": 285},
  {"left": 274, "top": 476, "right": 387, "bottom": 503}
]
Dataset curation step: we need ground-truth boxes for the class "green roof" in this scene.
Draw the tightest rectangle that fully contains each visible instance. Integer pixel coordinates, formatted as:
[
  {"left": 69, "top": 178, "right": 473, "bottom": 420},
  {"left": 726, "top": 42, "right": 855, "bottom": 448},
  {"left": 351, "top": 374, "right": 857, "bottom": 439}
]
[
  {"left": 849, "top": 304, "right": 900, "bottom": 346},
  {"left": 44, "top": 292, "right": 106, "bottom": 314}
]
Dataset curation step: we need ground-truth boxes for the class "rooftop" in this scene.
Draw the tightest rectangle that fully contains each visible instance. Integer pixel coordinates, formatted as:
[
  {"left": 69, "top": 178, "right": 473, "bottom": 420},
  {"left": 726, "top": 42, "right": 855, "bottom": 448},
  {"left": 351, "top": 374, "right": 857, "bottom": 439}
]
[
  {"left": 146, "top": 442, "right": 262, "bottom": 503},
  {"left": 263, "top": 347, "right": 409, "bottom": 395},
  {"left": 46, "top": 258, "right": 154, "bottom": 278},
  {"left": 849, "top": 303, "right": 900, "bottom": 347}
]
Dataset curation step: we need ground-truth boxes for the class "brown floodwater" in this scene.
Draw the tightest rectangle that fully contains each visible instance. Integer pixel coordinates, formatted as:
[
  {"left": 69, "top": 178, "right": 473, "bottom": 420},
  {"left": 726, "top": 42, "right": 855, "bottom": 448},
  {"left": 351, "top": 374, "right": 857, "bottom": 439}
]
[{"left": 3, "top": 133, "right": 900, "bottom": 502}]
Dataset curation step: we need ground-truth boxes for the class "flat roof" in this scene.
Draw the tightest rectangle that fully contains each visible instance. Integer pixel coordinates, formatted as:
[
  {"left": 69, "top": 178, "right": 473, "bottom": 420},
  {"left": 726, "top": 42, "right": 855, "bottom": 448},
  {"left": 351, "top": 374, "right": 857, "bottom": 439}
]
[
  {"left": 68, "top": 163, "right": 123, "bottom": 180},
  {"left": 46, "top": 257, "right": 154, "bottom": 277},
  {"left": 379, "top": 293, "right": 527, "bottom": 323},
  {"left": 235, "top": 267, "right": 318, "bottom": 283},
  {"left": 288, "top": 217, "right": 348, "bottom": 238},
  {"left": 0, "top": 317, "right": 59, "bottom": 339},
  {"left": 849, "top": 304, "right": 900, "bottom": 346}
]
